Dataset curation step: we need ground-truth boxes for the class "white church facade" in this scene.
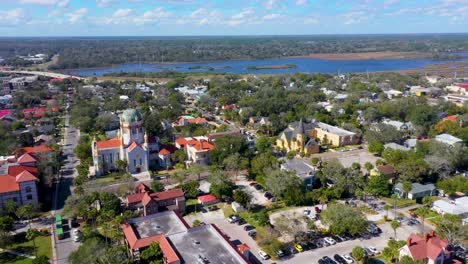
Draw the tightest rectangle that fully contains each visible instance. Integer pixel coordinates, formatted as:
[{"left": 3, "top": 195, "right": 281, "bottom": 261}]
[{"left": 91, "top": 109, "right": 167, "bottom": 176}]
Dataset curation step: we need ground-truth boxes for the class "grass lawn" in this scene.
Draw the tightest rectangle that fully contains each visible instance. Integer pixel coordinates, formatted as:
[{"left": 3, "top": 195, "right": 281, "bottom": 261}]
[
  {"left": 0, "top": 233, "right": 52, "bottom": 264},
  {"left": 381, "top": 197, "right": 416, "bottom": 208}
]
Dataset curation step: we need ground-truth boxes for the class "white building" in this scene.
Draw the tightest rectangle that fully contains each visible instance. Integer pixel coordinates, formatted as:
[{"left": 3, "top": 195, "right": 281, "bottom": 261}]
[
  {"left": 92, "top": 109, "right": 161, "bottom": 176},
  {"left": 432, "top": 197, "right": 468, "bottom": 219},
  {"left": 435, "top": 133, "right": 463, "bottom": 147}
]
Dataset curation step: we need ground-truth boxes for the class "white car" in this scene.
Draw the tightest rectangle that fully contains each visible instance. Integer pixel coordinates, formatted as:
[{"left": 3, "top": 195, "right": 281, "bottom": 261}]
[
  {"left": 342, "top": 254, "right": 355, "bottom": 263},
  {"left": 324, "top": 237, "right": 336, "bottom": 245},
  {"left": 303, "top": 209, "right": 311, "bottom": 215},
  {"left": 258, "top": 250, "right": 270, "bottom": 260},
  {"left": 72, "top": 229, "right": 80, "bottom": 236},
  {"left": 367, "top": 246, "right": 380, "bottom": 255}
]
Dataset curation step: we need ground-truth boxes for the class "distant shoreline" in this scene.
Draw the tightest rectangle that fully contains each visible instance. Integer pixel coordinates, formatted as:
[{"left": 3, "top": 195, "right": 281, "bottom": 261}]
[
  {"left": 292, "top": 51, "right": 431, "bottom": 60},
  {"left": 246, "top": 64, "right": 297, "bottom": 70}
]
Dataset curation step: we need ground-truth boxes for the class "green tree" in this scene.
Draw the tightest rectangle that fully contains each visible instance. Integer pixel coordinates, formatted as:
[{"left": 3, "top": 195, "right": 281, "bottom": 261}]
[
  {"left": 171, "top": 149, "right": 185, "bottom": 164},
  {"left": 365, "top": 175, "right": 390, "bottom": 196},
  {"left": 208, "top": 172, "right": 235, "bottom": 198},
  {"left": 416, "top": 206, "right": 430, "bottom": 234},
  {"left": 383, "top": 204, "right": 392, "bottom": 219},
  {"left": 26, "top": 228, "right": 39, "bottom": 257},
  {"left": 400, "top": 255, "right": 423, "bottom": 264},
  {"left": 151, "top": 180, "right": 164, "bottom": 192},
  {"left": 0, "top": 216, "right": 14, "bottom": 247},
  {"left": 436, "top": 213, "right": 468, "bottom": 245},
  {"left": 144, "top": 112, "right": 164, "bottom": 138},
  {"left": 115, "top": 159, "right": 128, "bottom": 173},
  {"left": 320, "top": 203, "right": 368, "bottom": 235},
  {"left": 364, "top": 162, "right": 374, "bottom": 174},
  {"left": 140, "top": 242, "right": 164, "bottom": 264},
  {"left": 396, "top": 160, "right": 430, "bottom": 183},
  {"left": 255, "top": 136, "right": 273, "bottom": 153},
  {"left": 368, "top": 141, "right": 384, "bottom": 155},
  {"left": 188, "top": 164, "right": 207, "bottom": 181},
  {"left": 382, "top": 239, "right": 406, "bottom": 263},
  {"left": 180, "top": 180, "right": 200, "bottom": 199},
  {"left": 69, "top": 237, "right": 107, "bottom": 264},
  {"left": 391, "top": 220, "right": 400, "bottom": 240},
  {"left": 352, "top": 246, "right": 365, "bottom": 261},
  {"left": 209, "top": 136, "right": 249, "bottom": 165},
  {"left": 233, "top": 189, "right": 250, "bottom": 208}
]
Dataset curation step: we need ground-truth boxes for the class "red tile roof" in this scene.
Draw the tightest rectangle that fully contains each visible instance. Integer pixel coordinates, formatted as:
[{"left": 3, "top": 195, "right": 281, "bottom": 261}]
[
  {"left": 127, "top": 141, "right": 143, "bottom": 152},
  {"left": 458, "top": 84, "right": 468, "bottom": 90},
  {"left": 0, "top": 176, "right": 20, "bottom": 193},
  {"left": 187, "top": 139, "right": 215, "bottom": 151},
  {"left": 22, "top": 107, "right": 59, "bottom": 118},
  {"left": 120, "top": 223, "right": 180, "bottom": 263},
  {"left": 17, "top": 153, "right": 37, "bottom": 164},
  {"left": 175, "top": 138, "right": 188, "bottom": 147},
  {"left": 151, "top": 189, "right": 184, "bottom": 201},
  {"left": 198, "top": 194, "right": 218, "bottom": 204},
  {"left": 443, "top": 115, "right": 458, "bottom": 122},
  {"left": 159, "top": 148, "right": 170, "bottom": 155},
  {"left": 127, "top": 193, "right": 145, "bottom": 204},
  {"left": 377, "top": 165, "right": 396, "bottom": 175},
  {"left": 405, "top": 231, "right": 449, "bottom": 261},
  {"left": 142, "top": 192, "right": 153, "bottom": 206},
  {"left": 188, "top": 117, "right": 208, "bottom": 124},
  {"left": 8, "top": 165, "right": 38, "bottom": 177},
  {"left": 16, "top": 171, "right": 38, "bottom": 183},
  {"left": 96, "top": 138, "right": 121, "bottom": 149},
  {"left": 135, "top": 183, "right": 151, "bottom": 193},
  {"left": 19, "top": 145, "right": 53, "bottom": 154}
]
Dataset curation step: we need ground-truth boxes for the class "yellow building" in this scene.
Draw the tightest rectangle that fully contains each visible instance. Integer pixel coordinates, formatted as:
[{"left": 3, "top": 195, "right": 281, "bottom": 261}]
[
  {"left": 276, "top": 120, "right": 360, "bottom": 152},
  {"left": 276, "top": 120, "right": 319, "bottom": 154}
]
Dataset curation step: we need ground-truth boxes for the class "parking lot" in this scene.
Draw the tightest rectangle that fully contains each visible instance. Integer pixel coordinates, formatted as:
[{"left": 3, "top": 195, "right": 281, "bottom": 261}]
[
  {"left": 310, "top": 147, "right": 379, "bottom": 169},
  {"left": 183, "top": 199, "right": 435, "bottom": 264},
  {"left": 235, "top": 178, "right": 270, "bottom": 206}
]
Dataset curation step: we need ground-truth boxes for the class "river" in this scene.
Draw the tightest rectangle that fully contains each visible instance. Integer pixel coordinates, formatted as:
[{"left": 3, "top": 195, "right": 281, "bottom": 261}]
[{"left": 66, "top": 57, "right": 465, "bottom": 76}]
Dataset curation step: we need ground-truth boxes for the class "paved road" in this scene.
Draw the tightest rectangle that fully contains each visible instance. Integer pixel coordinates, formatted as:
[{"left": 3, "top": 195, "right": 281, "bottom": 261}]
[
  {"left": 0, "top": 70, "right": 84, "bottom": 80},
  {"left": 51, "top": 94, "right": 80, "bottom": 264}
]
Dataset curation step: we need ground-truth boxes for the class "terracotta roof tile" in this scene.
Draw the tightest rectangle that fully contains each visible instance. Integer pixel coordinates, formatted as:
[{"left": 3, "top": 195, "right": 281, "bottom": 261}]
[
  {"left": 406, "top": 232, "right": 448, "bottom": 261},
  {"left": 127, "top": 193, "right": 145, "bottom": 204},
  {"left": 188, "top": 117, "right": 208, "bottom": 124},
  {"left": 159, "top": 148, "right": 170, "bottom": 155},
  {"left": 96, "top": 138, "right": 121, "bottom": 149},
  {"left": 150, "top": 189, "right": 184, "bottom": 201},
  {"left": 8, "top": 165, "right": 38, "bottom": 177},
  {"left": 17, "top": 153, "right": 37, "bottom": 164},
  {"left": 443, "top": 115, "right": 458, "bottom": 122},
  {"left": 15, "top": 171, "right": 38, "bottom": 183},
  {"left": 127, "top": 141, "right": 143, "bottom": 152},
  {"left": 19, "top": 145, "right": 53, "bottom": 154},
  {"left": 198, "top": 194, "right": 218, "bottom": 203},
  {"left": 0, "top": 176, "right": 20, "bottom": 193}
]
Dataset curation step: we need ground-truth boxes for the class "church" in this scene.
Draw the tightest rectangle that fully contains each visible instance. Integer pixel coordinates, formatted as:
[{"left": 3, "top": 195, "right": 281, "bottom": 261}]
[{"left": 91, "top": 109, "right": 167, "bottom": 176}]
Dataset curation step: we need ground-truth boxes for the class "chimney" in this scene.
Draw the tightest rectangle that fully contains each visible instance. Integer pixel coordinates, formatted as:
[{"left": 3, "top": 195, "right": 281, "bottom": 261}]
[
  {"left": 424, "top": 233, "right": 430, "bottom": 242},
  {"left": 406, "top": 238, "right": 412, "bottom": 246}
]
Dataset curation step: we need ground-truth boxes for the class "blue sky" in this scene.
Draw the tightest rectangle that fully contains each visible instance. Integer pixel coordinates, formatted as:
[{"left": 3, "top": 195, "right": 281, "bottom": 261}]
[{"left": 0, "top": 0, "right": 467, "bottom": 36}]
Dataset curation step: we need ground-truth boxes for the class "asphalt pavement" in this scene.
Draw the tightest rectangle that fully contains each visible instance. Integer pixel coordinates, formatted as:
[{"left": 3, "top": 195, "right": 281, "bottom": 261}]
[{"left": 51, "top": 100, "right": 81, "bottom": 264}]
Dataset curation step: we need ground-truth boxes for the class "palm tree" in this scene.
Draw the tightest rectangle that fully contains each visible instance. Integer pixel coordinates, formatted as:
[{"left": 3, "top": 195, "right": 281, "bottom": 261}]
[
  {"left": 384, "top": 204, "right": 391, "bottom": 220},
  {"left": 402, "top": 181, "right": 412, "bottom": 199},
  {"left": 417, "top": 206, "right": 430, "bottom": 234},
  {"left": 391, "top": 220, "right": 400, "bottom": 240}
]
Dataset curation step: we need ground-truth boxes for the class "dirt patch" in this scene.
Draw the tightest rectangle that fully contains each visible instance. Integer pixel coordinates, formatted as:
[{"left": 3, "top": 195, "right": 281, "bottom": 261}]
[{"left": 299, "top": 51, "right": 428, "bottom": 60}]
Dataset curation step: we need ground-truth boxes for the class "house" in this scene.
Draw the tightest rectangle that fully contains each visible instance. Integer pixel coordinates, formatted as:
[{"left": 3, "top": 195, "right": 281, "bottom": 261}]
[
  {"left": 384, "top": 142, "right": 411, "bottom": 151},
  {"left": 172, "top": 116, "right": 208, "bottom": 127},
  {"left": 382, "top": 119, "right": 414, "bottom": 133},
  {"left": 445, "top": 84, "right": 468, "bottom": 96},
  {"left": 394, "top": 183, "right": 436, "bottom": 200},
  {"left": 410, "top": 86, "right": 441, "bottom": 97},
  {"left": 276, "top": 120, "right": 320, "bottom": 155},
  {"left": 121, "top": 210, "right": 249, "bottom": 263},
  {"left": 0, "top": 153, "right": 40, "bottom": 208},
  {"left": 248, "top": 116, "right": 271, "bottom": 126},
  {"left": 370, "top": 165, "right": 397, "bottom": 183},
  {"left": 280, "top": 158, "right": 316, "bottom": 188},
  {"left": 432, "top": 197, "right": 468, "bottom": 219},
  {"left": 126, "top": 183, "right": 186, "bottom": 216},
  {"left": 435, "top": 133, "right": 463, "bottom": 147},
  {"left": 399, "top": 231, "right": 456, "bottom": 264},
  {"left": 384, "top": 89, "right": 403, "bottom": 99},
  {"left": 313, "top": 122, "right": 359, "bottom": 147},
  {"left": 198, "top": 194, "right": 219, "bottom": 206},
  {"left": 175, "top": 137, "right": 215, "bottom": 166},
  {"left": 444, "top": 94, "right": 468, "bottom": 107},
  {"left": 426, "top": 75, "right": 441, "bottom": 84}
]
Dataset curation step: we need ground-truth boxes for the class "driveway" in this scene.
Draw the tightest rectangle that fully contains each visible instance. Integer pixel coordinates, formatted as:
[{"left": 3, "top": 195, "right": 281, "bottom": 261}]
[{"left": 235, "top": 178, "right": 269, "bottom": 206}]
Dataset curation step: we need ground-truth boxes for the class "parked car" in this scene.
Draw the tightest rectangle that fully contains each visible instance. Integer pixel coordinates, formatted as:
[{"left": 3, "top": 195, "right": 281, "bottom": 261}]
[
  {"left": 315, "top": 206, "right": 322, "bottom": 213},
  {"left": 324, "top": 237, "right": 337, "bottom": 245},
  {"left": 322, "top": 256, "right": 338, "bottom": 264},
  {"left": 286, "top": 245, "right": 298, "bottom": 254},
  {"left": 254, "top": 184, "right": 263, "bottom": 190},
  {"left": 258, "top": 250, "right": 270, "bottom": 260},
  {"left": 367, "top": 246, "right": 380, "bottom": 255},
  {"left": 208, "top": 205, "right": 219, "bottom": 211},
  {"left": 249, "top": 182, "right": 257, "bottom": 186},
  {"left": 335, "top": 234, "right": 347, "bottom": 241},
  {"left": 334, "top": 254, "right": 347, "bottom": 264},
  {"left": 248, "top": 230, "right": 256, "bottom": 238},
  {"left": 228, "top": 214, "right": 240, "bottom": 223},
  {"left": 237, "top": 218, "right": 246, "bottom": 225},
  {"left": 342, "top": 254, "right": 355, "bottom": 263},
  {"left": 243, "top": 225, "right": 254, "bottom": 231},
  {"left": 264, "top": 192, "right": 273, "bottom": 199},
  {"left": 364, "top": 247, "right": 374, "bottom": 256},
  {"left": 276, "top": 249, "right": 285, "bottom": 258},
  {"left": 303, "top": 209, "right": 311, "bottom": 215},
  {"left": 294, "top": 244, "right": 304, "bottom": 252}
]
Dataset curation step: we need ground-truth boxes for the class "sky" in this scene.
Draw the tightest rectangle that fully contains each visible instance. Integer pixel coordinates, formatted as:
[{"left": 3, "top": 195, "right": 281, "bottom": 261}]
[{"left": 0, "top": 0, "right": 467, "bottom": 36}]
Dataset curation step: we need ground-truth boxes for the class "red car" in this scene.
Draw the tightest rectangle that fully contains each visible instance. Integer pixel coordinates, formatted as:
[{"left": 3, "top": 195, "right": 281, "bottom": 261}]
[
  {"left": 315, "top": 206, "right": 322, "bottom": 213},
  {"left": 249, "top": 182, "right": 257, "bottom": 186}
]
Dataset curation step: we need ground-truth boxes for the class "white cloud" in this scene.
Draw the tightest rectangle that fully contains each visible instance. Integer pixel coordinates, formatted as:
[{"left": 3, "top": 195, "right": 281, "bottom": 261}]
[
  {"left": 231, "top": 8, "right": 254, "bottom": 20},
  {"left": 113, "top": 8, "right": 133, "bottom": 18},
  {"left": 57, "top": 0, "right": 69, "bottom": 7},
  {"left": 134, "top": 7, "right": 172, "bottom": 25},
  {"left": 304, "top": 17, "right": 319, "bottom": 24},
  {"left": 96, "top": 0, "right": 114, "bottom": 7},
  {"left": 48, "top": 9, "right": 61, "bottom": 17},
  {"left": 263, "top": 13, "right": 281, "bottom": 20},
  {"left": 0, "top": 9, "right": 26, "bottom": 26},
  {"left": 341, "top": 11, "right": 373, "bottom": 25},
  {"left": 296, "top": 0, "right": 307, "bottom": 5},
  {"left": 67, "top": 8, "right": 88, "bottom": 23},
  {"left": 19, "top": 0, "right": 58, "bottom": 5},
  {"left": 265, "top": 0, "right": 280, "bottom": 9}
]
